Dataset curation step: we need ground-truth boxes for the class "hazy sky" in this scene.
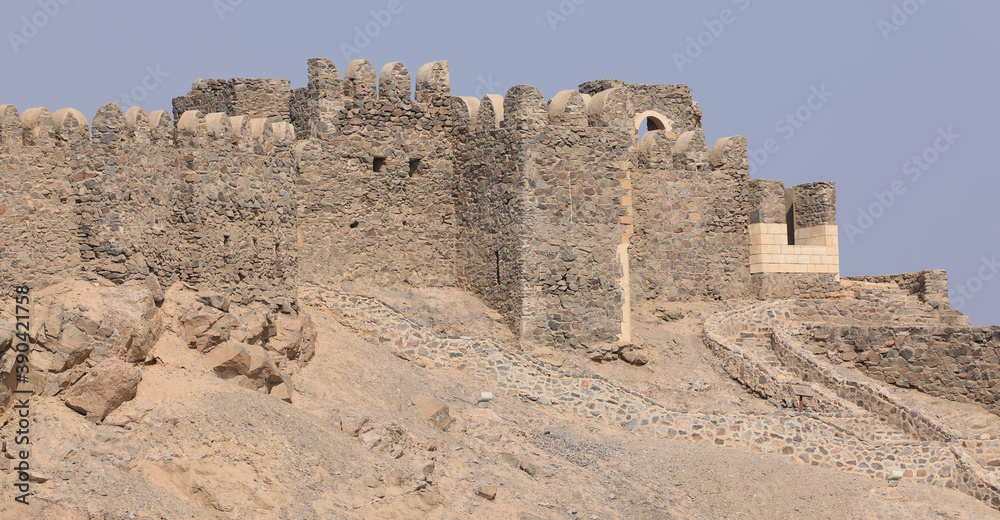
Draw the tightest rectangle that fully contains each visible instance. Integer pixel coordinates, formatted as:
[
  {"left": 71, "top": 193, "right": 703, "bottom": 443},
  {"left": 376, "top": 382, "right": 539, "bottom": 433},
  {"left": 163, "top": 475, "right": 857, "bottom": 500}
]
[{"left": 2, "top": 1, "right": 998, "bottom": 325}]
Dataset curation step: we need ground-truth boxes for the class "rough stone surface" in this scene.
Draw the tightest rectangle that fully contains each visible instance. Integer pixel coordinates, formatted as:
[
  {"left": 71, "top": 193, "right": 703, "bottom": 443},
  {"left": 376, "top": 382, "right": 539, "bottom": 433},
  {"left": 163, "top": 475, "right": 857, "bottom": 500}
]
[
  {"left": 0, "top": 58, "right": 841, "bottom": 354},
  {"left": 412, "top": 395, "right": 454, "bottom": 431},
  {"left": 64, "top": 359, "right": 142, "bottom": 421}
]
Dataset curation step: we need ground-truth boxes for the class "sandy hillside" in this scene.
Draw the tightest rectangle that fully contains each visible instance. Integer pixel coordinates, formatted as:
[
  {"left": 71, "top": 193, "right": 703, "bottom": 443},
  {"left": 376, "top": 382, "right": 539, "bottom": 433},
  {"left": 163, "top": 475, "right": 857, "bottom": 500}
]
[{"left": 0, "top": 284, "right": 996, "bottom": 519}]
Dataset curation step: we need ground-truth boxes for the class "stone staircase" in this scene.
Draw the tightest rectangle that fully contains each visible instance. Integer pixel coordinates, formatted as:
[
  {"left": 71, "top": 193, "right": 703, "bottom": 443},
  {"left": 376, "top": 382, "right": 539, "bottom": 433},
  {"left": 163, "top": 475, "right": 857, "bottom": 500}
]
[
  {"left": 704, "top": 298, "right": 1000, "bottom": 509},
  {"left": 300, "top": 281, "right": 993, "bottom": 499},
  {"left": 729, "top": 326, "right": 915, "bottom": 443}
]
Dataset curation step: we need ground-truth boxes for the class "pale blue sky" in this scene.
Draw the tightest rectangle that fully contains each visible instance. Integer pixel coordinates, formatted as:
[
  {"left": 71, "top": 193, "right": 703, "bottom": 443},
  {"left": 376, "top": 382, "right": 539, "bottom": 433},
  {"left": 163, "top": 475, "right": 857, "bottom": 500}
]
[{"left": 2, "top": 1, "right": 998, "bottom": 324}]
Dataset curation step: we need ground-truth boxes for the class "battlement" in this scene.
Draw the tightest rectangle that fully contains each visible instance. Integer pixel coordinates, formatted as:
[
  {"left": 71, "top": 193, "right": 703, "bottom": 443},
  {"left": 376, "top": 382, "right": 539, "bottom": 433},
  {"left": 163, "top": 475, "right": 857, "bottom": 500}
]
[
  {"left": 747, "top": 178, "right": 839, "bottom": 298},
  {"left": 0, "top": 57, "right": 850, "bottom": 353},
  {"left": 0, "top": 103, "right": 296, "bottom": 154}
]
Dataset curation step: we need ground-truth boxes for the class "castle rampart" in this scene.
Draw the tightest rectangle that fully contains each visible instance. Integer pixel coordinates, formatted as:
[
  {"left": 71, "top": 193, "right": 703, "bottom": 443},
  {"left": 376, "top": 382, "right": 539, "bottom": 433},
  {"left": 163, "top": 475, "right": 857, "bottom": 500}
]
[{"left": 1, "top": 57, "right": 854, "bottom": 351}]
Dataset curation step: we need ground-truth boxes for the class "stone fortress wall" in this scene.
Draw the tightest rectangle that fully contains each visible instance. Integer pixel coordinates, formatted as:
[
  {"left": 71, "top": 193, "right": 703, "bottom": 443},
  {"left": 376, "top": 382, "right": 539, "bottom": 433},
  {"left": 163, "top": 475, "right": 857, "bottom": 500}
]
[
  {"left": 0, "top": 102, "right": 300, "bottom": 308},
  {"left": 3, "top": 54, "right": 1000, "bottom": 510},
  {"left": 169, "top": 57, "right": 838, "bottom": 351},
  {"left": 0, "top": 57, "right": 911, "bottom": 353}
]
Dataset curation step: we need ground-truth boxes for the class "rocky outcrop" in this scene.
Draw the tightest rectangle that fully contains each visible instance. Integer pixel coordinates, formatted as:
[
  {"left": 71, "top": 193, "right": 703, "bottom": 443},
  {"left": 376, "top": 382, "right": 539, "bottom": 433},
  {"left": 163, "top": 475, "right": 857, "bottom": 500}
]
[
  {"left": 64, "top": 359, "right": 142, "bottom": 421},
  {"left": 0, "top": 280, "right": 163, "bottom": 418},
  {"left": 168, "top": 285, "right": 316, "bottom": 402}
]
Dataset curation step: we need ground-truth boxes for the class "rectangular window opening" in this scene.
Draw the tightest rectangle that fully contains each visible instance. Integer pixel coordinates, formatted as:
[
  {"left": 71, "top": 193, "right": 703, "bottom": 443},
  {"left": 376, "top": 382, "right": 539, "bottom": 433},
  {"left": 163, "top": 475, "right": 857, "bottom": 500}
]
[
  {"left": 408, "top": 158, "right": 421, "bottom": 178},
  {"left": 373, "top": 156, "right": 386, "bottom": 173},
  {"left": 786, "top": 206, "right": 796, "bottom": 245}
]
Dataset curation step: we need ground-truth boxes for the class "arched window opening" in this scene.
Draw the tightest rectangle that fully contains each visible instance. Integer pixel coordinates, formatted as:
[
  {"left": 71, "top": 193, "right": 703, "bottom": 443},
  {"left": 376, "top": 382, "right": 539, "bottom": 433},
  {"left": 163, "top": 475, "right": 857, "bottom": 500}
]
[{"left": 634, "top": 112, "right": 669, "bottom": 142}]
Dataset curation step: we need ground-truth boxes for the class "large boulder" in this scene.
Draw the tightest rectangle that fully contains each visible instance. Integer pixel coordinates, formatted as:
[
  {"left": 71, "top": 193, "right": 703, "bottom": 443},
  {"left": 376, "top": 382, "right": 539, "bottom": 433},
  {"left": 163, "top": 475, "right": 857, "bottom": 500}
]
[
  {"left": 174, "top": 302, "right": 239, "bottom": 352},
  {"left": 21, "top": 280, "right": 163, "bottom": 397},
  {"left": 267, "top": 313, "right": 316, "bottom": 363},
  {"left": 64, "top": 359, "right": 142, "bottom": 422}
]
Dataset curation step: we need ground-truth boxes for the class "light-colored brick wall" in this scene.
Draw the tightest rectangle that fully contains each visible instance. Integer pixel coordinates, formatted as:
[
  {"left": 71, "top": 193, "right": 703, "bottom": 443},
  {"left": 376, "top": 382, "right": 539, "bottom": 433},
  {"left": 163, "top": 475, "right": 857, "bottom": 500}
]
[{"left": 750, "top": 223, "right": 839, "bottom": 275}]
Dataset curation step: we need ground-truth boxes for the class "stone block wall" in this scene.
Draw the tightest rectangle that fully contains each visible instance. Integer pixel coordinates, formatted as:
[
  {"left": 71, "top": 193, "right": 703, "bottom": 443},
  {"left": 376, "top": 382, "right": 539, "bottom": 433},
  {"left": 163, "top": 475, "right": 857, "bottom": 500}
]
[
  {"left": 173, "top": 78, "right": 292, "bottom": 122},
  {"left": 0, "top": 106, "right": 83, "bottom": 292},
  {"left": 801, "top": 324, "right": 1000, "bottom": 415},
  {"left": 0, "top": 103, "right": 300, "bottom": 307},
  {"left": 453, "top": 98, "right": 524, "bottom": 332},
  {"left": 630, "top": 130, "right": 752, "bottom": 302},
  {"left": 454, "top": 84, "right": 633, "bottom": 350},
  {"left": 293, "top": 59, "right": 457, "bottom": 289}
]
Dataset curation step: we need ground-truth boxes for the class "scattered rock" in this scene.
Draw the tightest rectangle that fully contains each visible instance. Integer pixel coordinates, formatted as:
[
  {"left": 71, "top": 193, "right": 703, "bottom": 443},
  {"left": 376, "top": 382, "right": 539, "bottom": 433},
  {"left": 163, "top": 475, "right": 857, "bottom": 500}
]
[
  {"left": 269, "top": 382, "right": 294, "bottom": 403},
  {"left": 475, "top": 430, "right": 503, "bottom": 443},
  {"left": 412, "top": 395, "right": 455, "bottom": 431},
  {"left": 340, "top": 416, "right": 372, "bottom": 437},
  {"left": 205, "top": 342, "right": 253, "bottom": 380},
  {"left": 197, "top": 292, "right": 231, "bottom": 312},
  {"left": 64, "top": 359, "right": 142, "bottom": 421},
  {"left": 476, "top": 485, "right": 497, "bottom": 500},
  {"left": 175, "top": 303, "right": 238, "bottom": 352},
  {"left": 519, "top": 460, "right": 537, "bottom": 476},
  {"left": 501, "top": 452, "right": 520, "bottom": 468},
  {"left": 360, "top": 424, "right": 409, "bottom": 458},
  {"left": 587, "top": 343, "right": 622, "bottom": 362},
  {"left": 620, "top": 346, "right": 650, "bottom": 366},
  {"left": 658, "top": 309, "right": 685, "bottom": 322},
  {"left": 363, "top": 471, "right": 381, "bottom": 488},
  {"left": 144, "top": 274, "right": 165, "bottom": 304},
  {"left": 0, "top": 315, "right": 14, "bottom": 350},
  {"left": 231, "top": 310, "right": 268, "bottom": 345},
  {"left": 268, "top": 313, "right": 317, "bottom": 362}
]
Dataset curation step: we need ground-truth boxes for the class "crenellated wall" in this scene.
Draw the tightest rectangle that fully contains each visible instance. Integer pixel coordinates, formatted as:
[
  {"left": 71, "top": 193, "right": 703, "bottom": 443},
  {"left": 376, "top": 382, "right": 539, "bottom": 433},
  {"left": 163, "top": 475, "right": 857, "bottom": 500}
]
[
  {"left": 0, "top": 56, "right": 851, "bottom": 351},
  {"left": 0, "top": 103, "right": 300, "bottom": 307},
  {"left": 292, "top": 59, "right": 458, "bottom": 288},
  {"left": 747, "top": 179, "right": 840, "bottom": 298}
]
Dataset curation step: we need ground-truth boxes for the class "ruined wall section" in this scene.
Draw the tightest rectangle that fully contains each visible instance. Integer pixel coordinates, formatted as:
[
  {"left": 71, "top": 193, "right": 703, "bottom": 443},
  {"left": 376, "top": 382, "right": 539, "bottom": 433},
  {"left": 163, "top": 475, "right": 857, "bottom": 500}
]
[
  {"left": 0, "top": 103, "right": 299, "bottom": 306},
  {"left": 295, "top": 60, "right": 458, "bottom": 288},
  {"left": 173, "top": 78, "right": 292, "bottom": 122},
  {"left": 0, "top": 106, "right": 83, "bottom": 292},
  {"left": 845, "top": 270, "right": 954, "bottom": 311}
]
